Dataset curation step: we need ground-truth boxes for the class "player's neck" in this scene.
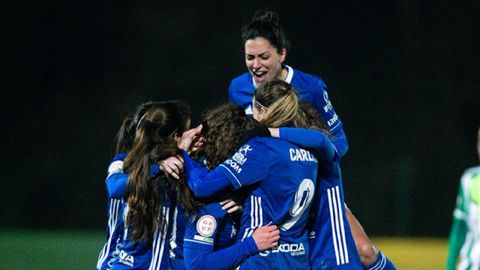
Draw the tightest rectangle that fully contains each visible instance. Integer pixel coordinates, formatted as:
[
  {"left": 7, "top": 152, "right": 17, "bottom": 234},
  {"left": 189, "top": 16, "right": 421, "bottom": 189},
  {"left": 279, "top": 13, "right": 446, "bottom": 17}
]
[{"left": 277, "top": 68, "right": 288, "bottom": 81}]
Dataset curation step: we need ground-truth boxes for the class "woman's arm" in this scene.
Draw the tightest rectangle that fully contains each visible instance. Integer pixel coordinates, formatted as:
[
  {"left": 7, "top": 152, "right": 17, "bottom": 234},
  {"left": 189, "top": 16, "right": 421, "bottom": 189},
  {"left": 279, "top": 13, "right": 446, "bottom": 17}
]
[
  {"left": 183, "top": 151, "right": 234, "bottom": 198},
  {"left": 271, "top": 127, "right": 337, "bottom": 161},
  {"left": 105, "top": 153, "right": 128, "bottom": 199},
  {"left": 183, "top": 139, "right": 269, "bottom": 198},
  {"left": 184, "top": 225, "right": 279, "bottom": 270}
]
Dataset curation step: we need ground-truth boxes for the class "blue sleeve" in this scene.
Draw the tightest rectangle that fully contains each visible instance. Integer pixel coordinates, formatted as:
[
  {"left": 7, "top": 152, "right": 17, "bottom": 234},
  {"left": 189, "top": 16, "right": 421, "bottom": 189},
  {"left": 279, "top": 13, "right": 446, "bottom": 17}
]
[
  {"left": 310, "top": 81, "right": 349, "bottom": 157},
  {"left": 183, "top": 152, "right": 234, "bottom": 198},
  {"left": 228, "top": 80, "right": 236, "bottom": 104},
  {"left": 279, "top": 128, "right": 338, "bottom": 161},
  {"left": 106, "top": 172, "right": 128, "bottom": 199},
  {"left": 184, "top": 237, "right": 258, "bottom": 270},
  {"left": 183, "top": 141, "right": 269, "bottom": 197},
  {"left": 105, "top": 153, "right": 128, "bottom": 199}
]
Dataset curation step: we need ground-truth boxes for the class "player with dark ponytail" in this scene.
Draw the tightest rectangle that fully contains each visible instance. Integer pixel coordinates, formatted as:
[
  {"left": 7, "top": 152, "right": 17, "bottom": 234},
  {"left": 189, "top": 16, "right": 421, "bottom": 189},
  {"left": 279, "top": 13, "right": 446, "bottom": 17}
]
[
  {"left": 108, "top": 100, "right": 193, "bottom": 270},
  {"left": 229, "top": 10, "right": 396, "bottom": 270}
]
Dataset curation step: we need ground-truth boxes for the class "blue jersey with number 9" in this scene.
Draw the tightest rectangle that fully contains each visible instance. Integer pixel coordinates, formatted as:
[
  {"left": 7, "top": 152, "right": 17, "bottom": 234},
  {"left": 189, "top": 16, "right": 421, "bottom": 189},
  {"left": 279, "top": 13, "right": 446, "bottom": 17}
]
[{"left": 217, "top": 137, "right": 318, "bottom": 269}]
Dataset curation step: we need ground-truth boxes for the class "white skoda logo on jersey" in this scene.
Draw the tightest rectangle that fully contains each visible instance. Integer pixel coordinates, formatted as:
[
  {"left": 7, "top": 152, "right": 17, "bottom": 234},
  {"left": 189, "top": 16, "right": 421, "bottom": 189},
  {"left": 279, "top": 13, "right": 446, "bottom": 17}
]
[
  {"left": 196, "top": 215, "right": 217, "bottom": 237},
  {"left": 119, "top": 250, "right": 134, "bottom": 267},
  {"left": 259, "top": 243, "right": 305, "bottom": 257},
  {"left": 232, "top": 144, "right": 252, "bottom": 165},
  {"left": 323, "top": 92, "right": 333, "bottom": 112}
]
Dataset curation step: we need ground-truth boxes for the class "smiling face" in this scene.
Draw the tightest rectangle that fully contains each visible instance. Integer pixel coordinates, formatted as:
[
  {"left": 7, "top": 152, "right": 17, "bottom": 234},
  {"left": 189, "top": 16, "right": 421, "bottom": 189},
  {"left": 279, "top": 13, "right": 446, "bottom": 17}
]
[{"left": 245, "top": 37, "right": 286, "bottom": 86}]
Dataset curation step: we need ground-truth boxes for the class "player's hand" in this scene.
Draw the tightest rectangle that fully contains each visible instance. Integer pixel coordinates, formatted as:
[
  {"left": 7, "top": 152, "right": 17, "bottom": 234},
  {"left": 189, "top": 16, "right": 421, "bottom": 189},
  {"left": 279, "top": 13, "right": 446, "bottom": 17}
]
[
  {"left": 178, "top": 125, "right": 203, "bottom": 153},
  {"left": 252, "top": 225, "right": 280, "bottom": 251},
  {"left": 220, "top": 198, "right": 242, "bottom": 214},
  {"left": 190, "top": 135, "right": 205, "bottom": 154},
  {"left": 159, "top": 155, "right": 184, "bottom": 179}
]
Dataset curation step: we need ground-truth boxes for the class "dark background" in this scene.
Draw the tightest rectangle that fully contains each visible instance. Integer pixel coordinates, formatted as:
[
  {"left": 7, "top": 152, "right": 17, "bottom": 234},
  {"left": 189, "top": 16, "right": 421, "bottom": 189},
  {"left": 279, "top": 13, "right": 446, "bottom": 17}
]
[{"left": 2, "top": 0, "right": 479, "bottom": 237}]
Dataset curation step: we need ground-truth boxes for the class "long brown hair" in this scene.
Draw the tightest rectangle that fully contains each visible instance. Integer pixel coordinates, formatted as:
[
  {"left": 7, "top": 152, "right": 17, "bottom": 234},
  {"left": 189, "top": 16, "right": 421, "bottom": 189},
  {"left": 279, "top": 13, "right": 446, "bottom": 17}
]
[{"left": 123, "top": 100, "right": 191, "bottom": 242}]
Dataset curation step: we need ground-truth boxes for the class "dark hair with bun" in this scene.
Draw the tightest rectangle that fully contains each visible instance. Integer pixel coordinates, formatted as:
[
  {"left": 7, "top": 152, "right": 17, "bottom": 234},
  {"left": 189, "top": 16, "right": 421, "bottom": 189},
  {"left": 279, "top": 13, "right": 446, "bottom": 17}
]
[{"left": 241, "top": 9, "right": 291, "bottom": 53}]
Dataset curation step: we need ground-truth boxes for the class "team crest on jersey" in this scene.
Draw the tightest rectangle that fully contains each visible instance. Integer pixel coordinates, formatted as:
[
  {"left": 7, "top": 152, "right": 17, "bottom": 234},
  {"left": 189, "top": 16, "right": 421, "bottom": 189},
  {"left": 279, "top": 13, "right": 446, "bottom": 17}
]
[
  {"left": 232, "top": 144, "right": 252, "bottom": 165},
  {"left": 196, "top": 215, "right": 217, "bottom": 237}
]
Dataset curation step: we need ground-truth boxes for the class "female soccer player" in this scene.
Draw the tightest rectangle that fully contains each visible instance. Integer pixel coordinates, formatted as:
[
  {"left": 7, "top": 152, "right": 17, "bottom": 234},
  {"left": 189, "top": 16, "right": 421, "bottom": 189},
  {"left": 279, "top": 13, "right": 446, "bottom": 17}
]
[
  {"left": 109, "top": 100, "right": 191, "bottom": 270},
  {"left": 268, "top": 100, "right": 363, "bottom": 269},
  {"left": 179, "top": 80, "right": 329, "bottom": 269},
  {"left": 96, "top": 114, "right": 135, "bottom": 270},
  {"left": 228, "top": 9, "right": 395, "bottom": 269},
  {"left": 181, "top": 105, "right": 280, "bottom": 270}
]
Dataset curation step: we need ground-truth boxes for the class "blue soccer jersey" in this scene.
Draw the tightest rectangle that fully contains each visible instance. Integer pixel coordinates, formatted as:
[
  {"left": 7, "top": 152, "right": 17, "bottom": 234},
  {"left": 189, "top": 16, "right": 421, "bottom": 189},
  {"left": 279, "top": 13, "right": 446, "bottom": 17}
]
[
  {"left": 105, "top": 153, "right": 128, "bottom": 200},
  {"left": 107, "top": 161, "right": 178, "bottom": 270},
  {"left": 183, "top": 202, "right": 257, "bottom": 270},
  {"left": 228, "top": 65, "right": 348, "bottom": 157},
  {"left": 184, "top": 137, "right": 319, "bottom": 269},
  {"left": 168, "top": 204, "right": 187, "bottom": 270},
  {"left": 110, "top": 204, "right": 174, "bottom": 270},
  {"left": 278, "top": 128, "right": 362, "bottom": 269},
  {"left": 97, "top": 153, "right": 128, "bottom": 270}
]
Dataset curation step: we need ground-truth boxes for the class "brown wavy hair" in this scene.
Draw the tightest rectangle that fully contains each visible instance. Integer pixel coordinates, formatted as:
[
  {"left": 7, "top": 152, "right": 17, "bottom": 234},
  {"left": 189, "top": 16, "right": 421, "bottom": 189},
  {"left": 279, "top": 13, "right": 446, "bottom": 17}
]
[
  {"left": 202, "top": 104, "right": 258, "bottom": 169},
  {"left": 123, "top": 100, "right": 191, "bottom": 243}
]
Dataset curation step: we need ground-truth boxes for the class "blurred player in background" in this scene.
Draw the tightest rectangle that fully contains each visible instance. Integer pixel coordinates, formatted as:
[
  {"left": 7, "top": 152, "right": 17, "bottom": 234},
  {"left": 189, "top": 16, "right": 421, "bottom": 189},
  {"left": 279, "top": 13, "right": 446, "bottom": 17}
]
[
  {"left": 228, "top": 9, "right": 395, "bottom": 269},
  {"left": 446, "top": 126, "right": 480, "bottom": 270}
]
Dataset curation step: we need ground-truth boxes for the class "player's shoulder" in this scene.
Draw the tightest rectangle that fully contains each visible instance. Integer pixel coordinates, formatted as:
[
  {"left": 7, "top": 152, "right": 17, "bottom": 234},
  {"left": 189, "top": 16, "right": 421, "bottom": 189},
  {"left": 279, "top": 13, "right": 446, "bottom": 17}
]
[
  {"left": 247, "top": 137, "right": 298, "bottom": 153},
  {"left": 291, "top": 67, "right": 326, "bottom": 89},
  {"left": 244, "top": 136, "right": 286, "bottom": 147},
  {"left": 229, "top": 72, "right": 252, "bottom": 88}
]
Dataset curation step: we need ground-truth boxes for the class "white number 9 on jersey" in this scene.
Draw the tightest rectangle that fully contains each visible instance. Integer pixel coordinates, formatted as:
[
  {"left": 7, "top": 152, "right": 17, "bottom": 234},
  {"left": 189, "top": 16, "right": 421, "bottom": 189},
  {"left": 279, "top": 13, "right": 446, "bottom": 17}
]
[{"left": 281, "top": 179, "right": 315, "bottom": 231}]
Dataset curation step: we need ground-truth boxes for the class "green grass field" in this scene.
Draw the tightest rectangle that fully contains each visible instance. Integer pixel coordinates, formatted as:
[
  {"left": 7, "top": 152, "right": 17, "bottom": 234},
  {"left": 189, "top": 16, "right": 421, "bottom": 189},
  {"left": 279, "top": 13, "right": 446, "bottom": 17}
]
[
  {"left": 0, "top": 230, "right": 448, "bottom": 269},
  {"left": 0, "top": 230, "right": 105, "bottom": 270}
]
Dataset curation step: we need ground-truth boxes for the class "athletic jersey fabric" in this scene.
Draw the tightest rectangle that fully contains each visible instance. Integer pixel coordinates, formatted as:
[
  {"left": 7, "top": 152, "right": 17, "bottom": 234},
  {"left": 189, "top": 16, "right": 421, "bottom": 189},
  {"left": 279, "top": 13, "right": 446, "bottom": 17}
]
[
  {"left": 279, "top": 128, "right": 362, "bottom": 269},
  {"left": 184, "top": 137, "right": 319, "bottom": 269},
  {"left": 228, "top": 65, "right": 348, "bottom": 157},
  {"left": 97, "top": 153, "right": 128, "bottom": 270}
]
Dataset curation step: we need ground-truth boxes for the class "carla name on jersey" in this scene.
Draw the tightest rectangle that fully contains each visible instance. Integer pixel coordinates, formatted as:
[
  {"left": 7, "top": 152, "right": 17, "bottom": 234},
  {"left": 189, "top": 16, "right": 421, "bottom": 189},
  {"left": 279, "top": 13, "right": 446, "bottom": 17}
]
[{"left": 289, "top": 148, "right": 318, "bottom": 163}]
